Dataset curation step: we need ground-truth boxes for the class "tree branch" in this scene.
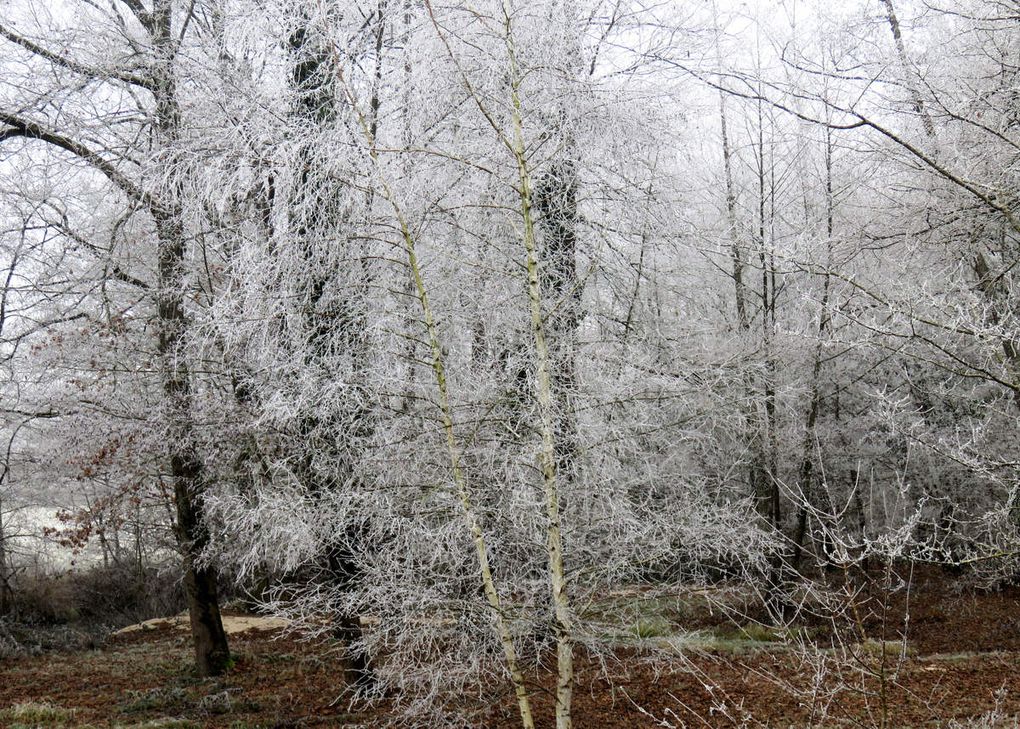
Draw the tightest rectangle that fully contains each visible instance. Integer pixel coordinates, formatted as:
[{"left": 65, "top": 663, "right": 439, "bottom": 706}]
[
  {"left": 0, "top": 111, "right": 155, "bottom": 210},
  {"left": 0, "top": 23, "right": 154, "bottom": 90},
  {"left": 111, "top": 266, "right": 151, "bottom": 290},
  {"left": 115, "top": 0, "right": 154, "bottom": 31}
]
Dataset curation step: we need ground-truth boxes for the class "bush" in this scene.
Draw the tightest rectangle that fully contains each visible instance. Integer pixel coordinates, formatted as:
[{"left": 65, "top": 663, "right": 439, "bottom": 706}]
[
  {"left": 72, "top": 563, "right": 184, "bottom": 624},
  {"left": 7, "top": 570, "right": 81, "bottom": 624},
  {"left": 7, "top": 561, "right": 185, "bottom": 630}
]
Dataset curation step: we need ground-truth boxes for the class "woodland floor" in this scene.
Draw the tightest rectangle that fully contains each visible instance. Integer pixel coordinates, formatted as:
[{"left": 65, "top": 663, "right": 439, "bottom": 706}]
[{"left": 3, "top": 569, "right": 1020, "bottom": 728}]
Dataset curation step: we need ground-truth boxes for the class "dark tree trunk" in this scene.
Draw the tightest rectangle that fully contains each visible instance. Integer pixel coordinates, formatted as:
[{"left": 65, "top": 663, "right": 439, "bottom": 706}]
[
  {"left": 535, "top": 156, "right": 581, "bottom": 479},
  {"left": 287, "top": 14, "right": 376, "bottom": 690},
  {"left": 154, "top": 191, "right": 231, "bottom": 679},
  {"left": 152, "top": 0, "right": 229, "bottom": 677},
  {"left": 0, "top": 496, "right": 9, "bottom": 617},
  {"left": 326, "top": 526, "right": 374, "bottom": 690},
  {"left": 792, "top": 126, "right": 835, "bottom": 572}
]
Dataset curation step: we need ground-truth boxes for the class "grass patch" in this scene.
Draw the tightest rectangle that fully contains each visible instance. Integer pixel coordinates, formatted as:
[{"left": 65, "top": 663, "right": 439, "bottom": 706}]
[
  {"left": 671, "top": 624, "right": 804, "bottom": 654},
  {"left": 196, "top": 689, "right": 260, "bottom": 716},
  {"left": 854, "top": 638, "right": 916, "bottom": 659},
  {"left": 737, "top": 623, "right": 784, "bottom": 642},
  {"left": 119, "top": 687, "right": 191, "bottom": 715},
  {"left": 629, "top": 617, "right": 674, "bottom": 640},
  {"left": 257, "top": 650, "right": 297, "bottom": 665},
  {"left": 118, "top": 684, "right": 259, "bottom": 721},
  {"left": 584, "top": 589, "right": 683, "bottom": 644},
  {"left": 1, "top": 701, "right": 77, "bottom": 727}
]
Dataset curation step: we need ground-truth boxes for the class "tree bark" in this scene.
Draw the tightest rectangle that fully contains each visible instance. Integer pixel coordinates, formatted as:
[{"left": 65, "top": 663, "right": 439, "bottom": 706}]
[
  {"left": 504, "top": 12, "right": 575, "bottom": 725},
  {"left": 792, "top": 126, "right": 835, "bottom": 571},
  {"left": 288, "top": 13, "right": 376, "bottom": 690},
  {"left": 879, "top": 0, "right": 936, "bottom": 139},
  {"left": 151, "top": 0, "right": 230, "bottom": 678},
  {"left": 535, "top": 155, "right": 580, "bottom": 490},
  {"left": 754, "top": 93, "right": 780, "bottom": 530},
  {"left": 0, "top": 488, "right": 9, "bottom": 617}
]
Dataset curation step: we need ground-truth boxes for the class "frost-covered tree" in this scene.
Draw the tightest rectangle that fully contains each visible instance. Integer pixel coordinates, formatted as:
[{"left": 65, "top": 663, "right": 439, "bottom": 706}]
[
  {"left": 7, "top": 0, "right": 1020, "bottom": 726},
  {"left": 197, "top": 2, "right": 775, "bottom": 726},
  {"left": 0, "top": 0, "right": 230, "bottom": 674}
]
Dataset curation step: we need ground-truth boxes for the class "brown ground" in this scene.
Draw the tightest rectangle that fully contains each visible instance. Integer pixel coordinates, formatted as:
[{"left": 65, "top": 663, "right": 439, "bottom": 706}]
[{"left": 2, "top": 572, "right": 1019, "bottom": 728}]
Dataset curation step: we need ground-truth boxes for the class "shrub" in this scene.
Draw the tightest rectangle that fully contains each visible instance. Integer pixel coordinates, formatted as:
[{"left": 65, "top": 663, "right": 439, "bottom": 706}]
[{"left": 8, "top": 562, "right": 185, "bottom": 631}]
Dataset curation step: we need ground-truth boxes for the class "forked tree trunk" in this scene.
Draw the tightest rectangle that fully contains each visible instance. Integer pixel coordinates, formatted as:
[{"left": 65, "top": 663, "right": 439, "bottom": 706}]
[{"left": 392, "top": 188, "right": 537, "bottom": 729}]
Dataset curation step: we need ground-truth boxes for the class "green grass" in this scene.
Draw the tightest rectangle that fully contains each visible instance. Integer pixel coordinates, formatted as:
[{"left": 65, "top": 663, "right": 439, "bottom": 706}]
[
  {"left": 737, "top": 622, "right": 785, "bottom": 643},
  {"left": 586, "top": 586, "right": 809, "bottom": 651},
  {"left": 854, "top": 638, "right": 915, "bottom": 659},
  {"left": 669, "top": 624, "right": 805, "bottom": 654},
  {"left": 628, "top": 617, "right": 674, "bottom": 639},
  {"left": 0, "top": 700, "right": 207, "bottom": 729}
]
